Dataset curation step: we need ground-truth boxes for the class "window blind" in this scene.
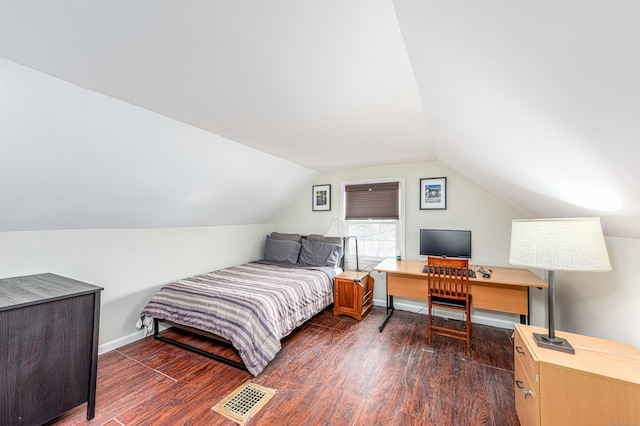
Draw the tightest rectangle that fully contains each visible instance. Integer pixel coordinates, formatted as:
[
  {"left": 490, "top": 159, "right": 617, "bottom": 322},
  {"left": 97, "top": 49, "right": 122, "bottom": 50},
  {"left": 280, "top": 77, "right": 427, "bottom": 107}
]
[{"left": 345, "top": 182, "right": 399, "bottom": 220}]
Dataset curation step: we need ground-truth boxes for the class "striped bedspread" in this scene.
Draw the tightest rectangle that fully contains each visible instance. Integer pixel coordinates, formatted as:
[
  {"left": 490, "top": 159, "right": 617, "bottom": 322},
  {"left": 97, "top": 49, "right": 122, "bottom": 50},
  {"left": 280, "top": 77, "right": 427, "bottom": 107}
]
[{"left": 139, "top": 261, "right": 335, "bottom": 375}]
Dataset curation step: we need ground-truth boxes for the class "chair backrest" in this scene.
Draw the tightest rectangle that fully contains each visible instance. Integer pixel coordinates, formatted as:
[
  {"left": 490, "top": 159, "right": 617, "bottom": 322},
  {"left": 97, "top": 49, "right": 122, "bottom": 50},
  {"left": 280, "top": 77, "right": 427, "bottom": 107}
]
[{"left": 427, "top": 257, "right": 470, "bottom": 299}]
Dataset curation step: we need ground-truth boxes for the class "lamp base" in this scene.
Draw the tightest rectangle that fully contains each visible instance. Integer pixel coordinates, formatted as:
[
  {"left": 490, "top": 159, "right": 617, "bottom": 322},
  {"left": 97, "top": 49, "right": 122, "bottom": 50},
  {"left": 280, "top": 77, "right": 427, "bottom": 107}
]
[{"left": 533, "top": 332, "right": 575, "bottom": 354}]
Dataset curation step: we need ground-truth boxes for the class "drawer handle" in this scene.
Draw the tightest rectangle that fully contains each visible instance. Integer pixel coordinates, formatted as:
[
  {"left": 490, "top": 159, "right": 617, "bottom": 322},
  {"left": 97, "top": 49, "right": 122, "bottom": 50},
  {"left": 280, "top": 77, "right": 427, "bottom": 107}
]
[
  {"left": 515, "top": 346, "right": 525, "bottom": 355},
  {"left": 516, "top": 380, "right": 533, "bottom": 399}
]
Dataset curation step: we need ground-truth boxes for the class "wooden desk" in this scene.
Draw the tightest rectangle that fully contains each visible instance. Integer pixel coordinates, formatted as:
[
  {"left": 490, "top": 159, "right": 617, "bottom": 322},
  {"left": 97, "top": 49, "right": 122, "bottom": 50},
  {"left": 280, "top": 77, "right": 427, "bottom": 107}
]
[{"left": 374, "top": 258, "right": 547, "bottom": 331}]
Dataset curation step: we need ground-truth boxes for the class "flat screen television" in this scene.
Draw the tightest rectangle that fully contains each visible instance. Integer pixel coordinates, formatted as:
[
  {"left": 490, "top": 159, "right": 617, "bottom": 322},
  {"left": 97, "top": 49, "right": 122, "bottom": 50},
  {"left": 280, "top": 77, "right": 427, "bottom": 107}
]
[{"left": 419, "top": 229, "right": 471, "bottom": 259}]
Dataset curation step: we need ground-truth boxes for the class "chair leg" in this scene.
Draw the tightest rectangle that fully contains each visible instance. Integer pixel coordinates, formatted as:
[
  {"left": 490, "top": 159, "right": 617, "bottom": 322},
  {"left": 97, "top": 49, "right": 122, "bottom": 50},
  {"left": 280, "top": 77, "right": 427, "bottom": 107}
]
[
  {"left": 427, "top": 299, "right": 432, "bottom": 346},
  {"left": 427, "top": 298, "right": 472, "bottom": 356},
  {"left": 465, "top": 304, "right": 471, "bottom": 356}
]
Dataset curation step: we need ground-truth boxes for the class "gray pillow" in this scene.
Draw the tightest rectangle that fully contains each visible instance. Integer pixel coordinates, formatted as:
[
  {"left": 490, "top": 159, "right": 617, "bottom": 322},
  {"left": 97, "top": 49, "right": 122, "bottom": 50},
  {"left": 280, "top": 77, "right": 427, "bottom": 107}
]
[
  {"left": 298, "top": 238, "right": 343, "bottom": 268},
  {"left": 307, "top": 234, "right": 342, "bottom": 246},
  {"left": 270, "top": 232, "right": 302, "bottom": 243},
  {"left": 264, "top": 236, "right": 302, "bottom": 263}
]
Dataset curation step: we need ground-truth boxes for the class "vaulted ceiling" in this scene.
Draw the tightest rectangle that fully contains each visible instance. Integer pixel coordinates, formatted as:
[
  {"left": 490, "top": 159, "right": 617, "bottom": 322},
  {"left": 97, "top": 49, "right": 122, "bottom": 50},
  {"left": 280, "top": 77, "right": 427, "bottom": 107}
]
[{"left": 1, "top": 1, "right": 638, "bottom": 237}]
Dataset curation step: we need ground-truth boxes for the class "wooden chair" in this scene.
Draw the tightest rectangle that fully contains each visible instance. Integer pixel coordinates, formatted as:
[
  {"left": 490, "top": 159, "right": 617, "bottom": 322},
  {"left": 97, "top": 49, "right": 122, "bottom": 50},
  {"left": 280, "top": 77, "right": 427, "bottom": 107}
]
[{"left": 426, "top": 256, "right": 472, "bottom": 356}]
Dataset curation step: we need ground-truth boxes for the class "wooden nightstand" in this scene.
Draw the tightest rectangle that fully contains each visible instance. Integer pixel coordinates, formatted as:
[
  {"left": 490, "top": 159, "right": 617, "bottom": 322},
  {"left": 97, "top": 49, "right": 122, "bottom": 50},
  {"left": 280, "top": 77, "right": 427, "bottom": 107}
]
[{"left": 333, "top": 270, "right": 374, "bottom": 320}]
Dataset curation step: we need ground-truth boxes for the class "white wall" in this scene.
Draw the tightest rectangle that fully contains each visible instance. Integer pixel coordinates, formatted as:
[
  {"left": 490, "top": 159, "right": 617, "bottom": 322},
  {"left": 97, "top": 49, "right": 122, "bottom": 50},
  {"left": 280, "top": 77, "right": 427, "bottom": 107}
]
[
  {"left": 275, "top": 162, "right": 640, "bottom": 347},
  {"left": 0, "top": 224, "right": 271, "bottom": 349},
  {"left": 0, "top": 58, "right": 317, "bottom": 232},
  {"left": 274, "top": 161, "right": 545, "bottom": 329},
  {"left": 557, "top": 235, "right": 640, "bottom": 348}
]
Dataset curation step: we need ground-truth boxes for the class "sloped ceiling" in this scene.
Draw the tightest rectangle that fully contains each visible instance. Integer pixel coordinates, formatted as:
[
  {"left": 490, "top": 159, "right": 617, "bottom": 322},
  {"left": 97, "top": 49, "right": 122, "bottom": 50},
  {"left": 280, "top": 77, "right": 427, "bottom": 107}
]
[
  {"left": 0, "top": 59, "right": 319, "bottom": 231},
  {"left": 393, "top": 0, "right": 640, "bottom": 238},
  {"left": 1, "top": 1, "right": 639, "bottom": 237},
  {"left": 0, "top": 1, "right": 433, "bottom": 171}
]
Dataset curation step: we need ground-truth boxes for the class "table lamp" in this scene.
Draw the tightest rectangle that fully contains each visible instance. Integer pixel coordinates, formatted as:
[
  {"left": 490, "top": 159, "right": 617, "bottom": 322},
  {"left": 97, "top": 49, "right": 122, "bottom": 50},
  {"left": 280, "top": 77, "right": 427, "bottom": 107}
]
[
  {"left": 325, "top": 218, "right": 359, "bottom": 271},
  {"left": 509, "top": 217, "right": 611, "bottom": 354}
]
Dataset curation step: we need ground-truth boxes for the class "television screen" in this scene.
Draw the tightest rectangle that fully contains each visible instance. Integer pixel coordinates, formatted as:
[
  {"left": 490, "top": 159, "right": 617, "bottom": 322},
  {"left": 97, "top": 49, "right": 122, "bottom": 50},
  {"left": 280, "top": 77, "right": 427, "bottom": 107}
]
[{"left": 419, "top": 229, "right": 471, "bottom": 259}]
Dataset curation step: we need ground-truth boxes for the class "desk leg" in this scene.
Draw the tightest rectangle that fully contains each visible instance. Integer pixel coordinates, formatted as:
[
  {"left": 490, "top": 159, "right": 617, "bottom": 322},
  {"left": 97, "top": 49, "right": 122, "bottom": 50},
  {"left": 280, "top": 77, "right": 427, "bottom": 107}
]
[
  {"left": 521, "top": 287, "right": 530, "bottom": 325},
  {"left": 379, "top": 295, "right": 394, "bottom": 332}
]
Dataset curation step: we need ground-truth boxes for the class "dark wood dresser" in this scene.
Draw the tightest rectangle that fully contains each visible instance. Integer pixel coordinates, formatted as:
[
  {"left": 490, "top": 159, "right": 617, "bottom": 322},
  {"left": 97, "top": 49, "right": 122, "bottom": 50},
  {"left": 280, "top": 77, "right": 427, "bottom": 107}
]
[{"left": 0, "top": 273, "right": 103, "bottom": 426}]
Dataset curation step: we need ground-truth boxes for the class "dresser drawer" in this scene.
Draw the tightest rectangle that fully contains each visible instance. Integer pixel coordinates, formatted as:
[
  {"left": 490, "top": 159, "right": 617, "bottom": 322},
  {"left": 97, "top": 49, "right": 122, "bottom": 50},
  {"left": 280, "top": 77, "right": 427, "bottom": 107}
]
[
  {"left": 514, "top": 349, "right": 538, "bottom": 426},
  {"left": 514, "top": 328, "right": 536, "bottom": 379},
  {"left": 514, "top": 327, "right": 539, "bottom": 426}
]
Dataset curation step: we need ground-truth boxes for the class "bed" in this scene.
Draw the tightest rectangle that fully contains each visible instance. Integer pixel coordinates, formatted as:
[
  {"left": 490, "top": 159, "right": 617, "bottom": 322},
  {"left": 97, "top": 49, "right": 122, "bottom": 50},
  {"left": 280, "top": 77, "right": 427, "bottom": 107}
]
[{"left": 137, "top": 232, "right": 343, "bottom": 376}]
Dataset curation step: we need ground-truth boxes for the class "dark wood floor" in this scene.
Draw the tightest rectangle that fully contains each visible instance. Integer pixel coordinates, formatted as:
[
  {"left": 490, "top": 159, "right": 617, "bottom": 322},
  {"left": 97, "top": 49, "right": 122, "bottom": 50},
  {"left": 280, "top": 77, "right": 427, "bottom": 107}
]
[{"left": 51, "top": 307, "right": 519, "bottom": 426}]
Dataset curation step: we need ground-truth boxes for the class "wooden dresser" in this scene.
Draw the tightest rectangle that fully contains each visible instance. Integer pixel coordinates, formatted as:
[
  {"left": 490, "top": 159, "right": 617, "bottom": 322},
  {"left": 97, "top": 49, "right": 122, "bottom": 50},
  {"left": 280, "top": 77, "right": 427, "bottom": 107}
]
[
  {"left": 514, "top": 324, "right": 640, "bottom": 425},
  {"left": 0, "top": 273, "right": 103, "bottom": 426},
  {"left": 333, "top": 270, "right": 374, "bottom": 320}
]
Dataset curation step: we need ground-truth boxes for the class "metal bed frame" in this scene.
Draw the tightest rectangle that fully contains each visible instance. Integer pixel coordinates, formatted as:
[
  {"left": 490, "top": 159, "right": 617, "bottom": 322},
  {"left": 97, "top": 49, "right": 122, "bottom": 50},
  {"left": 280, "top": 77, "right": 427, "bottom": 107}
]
[{"left": 152, "top": 318, "right": 249, "bottom": 372}]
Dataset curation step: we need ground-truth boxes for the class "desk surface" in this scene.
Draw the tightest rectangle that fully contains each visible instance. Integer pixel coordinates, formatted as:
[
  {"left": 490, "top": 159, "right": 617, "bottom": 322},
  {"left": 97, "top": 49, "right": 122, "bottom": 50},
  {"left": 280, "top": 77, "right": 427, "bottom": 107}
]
[{"left": 374, "top": 258, "right": 547, "bottom": 288}]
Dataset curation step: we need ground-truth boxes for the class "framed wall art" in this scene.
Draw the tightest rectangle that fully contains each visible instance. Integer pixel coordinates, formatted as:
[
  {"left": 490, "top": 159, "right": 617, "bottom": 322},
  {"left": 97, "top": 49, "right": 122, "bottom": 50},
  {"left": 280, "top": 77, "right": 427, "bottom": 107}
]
[
  {"left": 420, "top": 177, "right": 446, "bottom": 210},
  {"left": 312, "top": 184, "right": 331, "bottom": 211}
]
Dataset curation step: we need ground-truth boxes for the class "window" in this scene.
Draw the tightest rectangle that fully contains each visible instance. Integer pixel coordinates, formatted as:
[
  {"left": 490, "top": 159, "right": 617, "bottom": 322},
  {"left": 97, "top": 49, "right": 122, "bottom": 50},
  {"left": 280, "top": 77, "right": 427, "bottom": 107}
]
[
  {"left": 347, "top": 221, "right": 397, "bottom": 258},
  {"left": 342, "top": 179, "right": 403, "bottom": 263}
]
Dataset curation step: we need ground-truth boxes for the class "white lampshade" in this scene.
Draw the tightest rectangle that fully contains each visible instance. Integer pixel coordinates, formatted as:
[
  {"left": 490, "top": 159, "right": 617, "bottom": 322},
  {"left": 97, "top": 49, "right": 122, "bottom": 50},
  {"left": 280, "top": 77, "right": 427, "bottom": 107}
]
[
  {"left": 325, "top": 218, "right": 347, "bottom": 238},
  {"left": 509, "top": 217, "right": 611, "bottom": 272}
]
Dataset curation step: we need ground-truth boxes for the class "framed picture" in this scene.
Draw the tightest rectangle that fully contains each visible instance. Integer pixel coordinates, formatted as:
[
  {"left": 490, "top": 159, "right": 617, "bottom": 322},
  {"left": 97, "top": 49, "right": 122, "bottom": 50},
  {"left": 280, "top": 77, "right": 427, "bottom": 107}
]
[
  {"left": 420, "top": 177, "right": 447, "bottom": 210},
  {"left": 312, "top": 184, "right": 331, "bottom": 211}
]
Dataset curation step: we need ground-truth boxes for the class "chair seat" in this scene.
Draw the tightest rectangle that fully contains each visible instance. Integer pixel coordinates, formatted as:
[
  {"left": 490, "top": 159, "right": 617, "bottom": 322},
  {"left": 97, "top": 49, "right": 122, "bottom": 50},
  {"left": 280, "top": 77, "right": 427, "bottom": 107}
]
[{"left": 430, "top": 295, "right": 469, "bottom": 308}]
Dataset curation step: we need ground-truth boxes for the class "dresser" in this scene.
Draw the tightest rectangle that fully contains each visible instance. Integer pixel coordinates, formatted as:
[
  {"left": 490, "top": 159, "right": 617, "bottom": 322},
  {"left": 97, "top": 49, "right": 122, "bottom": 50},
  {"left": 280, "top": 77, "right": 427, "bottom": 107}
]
[
  {"left": 513, "top": 324, "right": 640, "bottom": 425},
  {"left": 0, "top": 273, "right": 103, "bottom": 426},
  {"left": 333, "top": 270, "right": 374, "bottom": 320}
]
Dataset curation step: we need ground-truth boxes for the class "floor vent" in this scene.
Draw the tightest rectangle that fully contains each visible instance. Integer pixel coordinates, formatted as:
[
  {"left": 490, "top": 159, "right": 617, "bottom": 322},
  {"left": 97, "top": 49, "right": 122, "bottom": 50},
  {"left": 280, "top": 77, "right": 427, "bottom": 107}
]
[{"left": 212, "top": 382, "right": 276, "bottom": 425}]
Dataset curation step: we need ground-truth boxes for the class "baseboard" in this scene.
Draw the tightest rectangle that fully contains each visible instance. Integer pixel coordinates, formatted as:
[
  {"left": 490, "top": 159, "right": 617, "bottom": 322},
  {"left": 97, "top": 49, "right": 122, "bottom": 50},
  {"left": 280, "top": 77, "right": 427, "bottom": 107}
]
[
  {"left": 372, "top": 298, "right": 517, "bottom": 330},
  {"left": 98, "top": 322, "right": 172, "bottom": 355},
  {"left": 99, "top": 330, "right": 146, "bottom": 354}
]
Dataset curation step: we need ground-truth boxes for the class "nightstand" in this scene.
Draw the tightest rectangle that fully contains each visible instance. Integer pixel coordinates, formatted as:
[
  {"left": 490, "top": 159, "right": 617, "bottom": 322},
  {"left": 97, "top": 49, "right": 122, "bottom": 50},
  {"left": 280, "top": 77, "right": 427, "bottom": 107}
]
[{"left": 333, "top": 270, "right": 374, "bottom": 320}]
